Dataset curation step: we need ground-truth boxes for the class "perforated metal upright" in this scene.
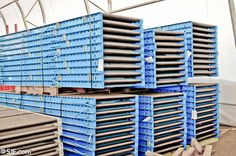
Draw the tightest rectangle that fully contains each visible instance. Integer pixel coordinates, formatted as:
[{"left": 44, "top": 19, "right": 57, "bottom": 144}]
[
  {"left": 159, "top": 21, "right": 218, "bottom": 77},
  {"left": 138, "top": 92, "right": 187, "bottom": 155},
  {"left": 143, "top": 28, "right": 187, "bottom": 88},
  {"left": 0, "top": 13, "right": 144, "bottom": 89},
  {"left": 0, "top": 92, "right": 139, "bottom": 156}
]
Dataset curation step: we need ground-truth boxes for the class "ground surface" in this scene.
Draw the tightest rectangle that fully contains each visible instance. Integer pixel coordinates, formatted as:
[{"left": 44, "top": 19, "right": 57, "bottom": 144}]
[{"left": 212, "top": 126, "right": 236, "bottom": 156}]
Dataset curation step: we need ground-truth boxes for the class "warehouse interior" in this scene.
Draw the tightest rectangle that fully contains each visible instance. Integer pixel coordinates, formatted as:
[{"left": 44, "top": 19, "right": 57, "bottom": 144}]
[{"left": 0, "top": 0, "right": 235, "bottom": 156}]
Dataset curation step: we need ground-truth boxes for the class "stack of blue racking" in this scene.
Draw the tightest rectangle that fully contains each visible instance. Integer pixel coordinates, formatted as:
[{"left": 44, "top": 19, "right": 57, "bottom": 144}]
[
  {"left": 138, "top": 92, "right": 187, "bottom": 155},
  {"left": 155, "top": 21, "right": 220, "bottom": 145},
  {"left": 0, "top": 13, "right": 144, "bottom": 156},
  {"left": 136, "top": 27, "right": 189, "bottom": 155},
  {"left": 159, "top": 21, "right": 218, "bottom": 77},
  {"left": 185, "top": 83, "right": 219, "bottom": 144},
  {"left": 157, "top": 83, "right": 220, "bottom": 144},
  {"left": 0, "top": 13, "right": 144, "bottom": 88},
  {"left": 0, "top": 92, "right": 139, "bottom": 156},
  {"left": 0, "top": 12, "right": 221, "bottom": 155},
  {"left": 143, "top": 29, "right": 187, "bottom": 88}
]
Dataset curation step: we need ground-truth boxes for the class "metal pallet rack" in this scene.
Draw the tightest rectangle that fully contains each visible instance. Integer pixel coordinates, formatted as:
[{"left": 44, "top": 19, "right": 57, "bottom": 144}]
[
  {"left": 142, "top": 28, "right": 187, "bottom": 88},
  {"left": 159, "top": 21, "right": 218, "bottom": 77},
  {"left": 138, "top": 92, "right": 187, "bottom": 155},
  {"left": 184, "top": 83, "right": 220, "bottom": 144},
  {"left": 0, "top": 92, "right": 139, "bottom": 156},
  {"left": 0, "top": 12, "right": 144, "bottom": 89},
  {"left": 156, "top": 83, "right": 220, "bottom": 144}
]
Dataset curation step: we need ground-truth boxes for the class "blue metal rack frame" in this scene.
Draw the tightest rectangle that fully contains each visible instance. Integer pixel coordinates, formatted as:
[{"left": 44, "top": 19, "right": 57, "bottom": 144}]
[
  {"left": 155, "top": 83, "right": 220, "bottom": 144},
  {"left": 157, "top": 21, "right": 218, "bottom": 77},
  {"left": 138, "top": 92, "right": 187, "bottom": 155},
  {"left": 141, "top": 28, "right": 188, "bottom": 89},
  {"left": 0, "top": 92, "right": 139, "bottom": 156},
  {"left": 0, "top": 13, "right": 145, "bottom": 89}
]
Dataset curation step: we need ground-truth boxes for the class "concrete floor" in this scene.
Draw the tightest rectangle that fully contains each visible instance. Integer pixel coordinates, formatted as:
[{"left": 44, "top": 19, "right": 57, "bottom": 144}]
[{"left": 212, "top": 126, "right": 236, "bottom": 156}]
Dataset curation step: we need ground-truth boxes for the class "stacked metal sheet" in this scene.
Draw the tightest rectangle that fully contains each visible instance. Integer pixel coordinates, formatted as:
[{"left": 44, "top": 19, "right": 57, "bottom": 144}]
[
  {"left": 0, "top": 13, "right": 144, "bottom": 88},
  {"left": 184, "top": 83, "right": 219, "bottom": 144},
  {"left": 143, "top": 29, "right": 187, "bottom": 88},
  {"left": 0, "top": 92, "right": 138, "bottom": 156},
  {"left": 159, "top": 21, "right": 218, "bottom": 77},
  {"left": 0, "top": 106, "right": 63, "bottom": 156},
  {"left": 138, "top": 92, "right": 186, "bottom": 155},
  {"left": 103, "top": 14, "right": 144, "bottom": 88}
]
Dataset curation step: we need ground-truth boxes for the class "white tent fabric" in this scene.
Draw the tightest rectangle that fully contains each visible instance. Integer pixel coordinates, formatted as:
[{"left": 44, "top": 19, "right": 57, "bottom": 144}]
[{"left": 219, "top": 80, "right": 236, "bottom": 126}]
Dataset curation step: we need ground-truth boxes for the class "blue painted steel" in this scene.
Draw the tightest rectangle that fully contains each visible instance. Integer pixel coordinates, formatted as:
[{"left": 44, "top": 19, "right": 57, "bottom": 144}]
[
  {"left": 0, "top": 92, "right": 139, "bottom": 156},
  {"left": 138, "top": 92, "right": 187, "bottom": 155},
  {"left": 141, "top": 28, "right": 187, "bottom": 89},
  {"left": 157, "top": 21, "right": 218, "bottom": 77},
  {"left": 0, "top": 12, "right": 145, "bottom": 88},
  {"left": 154, "top": 84, "right": 220, "bottom": 144}
]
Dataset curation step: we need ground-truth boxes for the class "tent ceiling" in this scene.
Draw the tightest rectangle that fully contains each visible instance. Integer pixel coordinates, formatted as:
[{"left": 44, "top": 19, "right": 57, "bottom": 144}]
[
  {"left": 0, "top": 0, "right": 165, "bottom": 34},
  {"left": 0, "top": 0, "right": 45, "bottom": 34}
]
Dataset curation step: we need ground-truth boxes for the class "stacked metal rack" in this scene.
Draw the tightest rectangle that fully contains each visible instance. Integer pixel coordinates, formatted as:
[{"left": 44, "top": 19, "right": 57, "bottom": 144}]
[
  {"left": 0, "top": 13, "right": 144, "bottom": 88},
  {"left": 0, "top": 92, "right": 139, "bottom": 156},
  {"left": 157, "top": 83, "right": 220, "bottom": 144},
  {"left": 138, "top": 92, "right": 186, "bottom": 155},
  {"left": 0, "top": 106, "right": 63, "bottom": 156},
  {"left": 159, "top": 21, "right": 218, "bottom": 77},
  {"left": 152, "top": 21, "right": 220, "bottom": 147},
  {"left": 184, "top": 83, "right": 219, "bottom": 144},
  {"left": 0, "top": 12, "right": 221, "bottom": 155},
  {"left": 143, "top": 29, "right": 187, "bottom": 88}
]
